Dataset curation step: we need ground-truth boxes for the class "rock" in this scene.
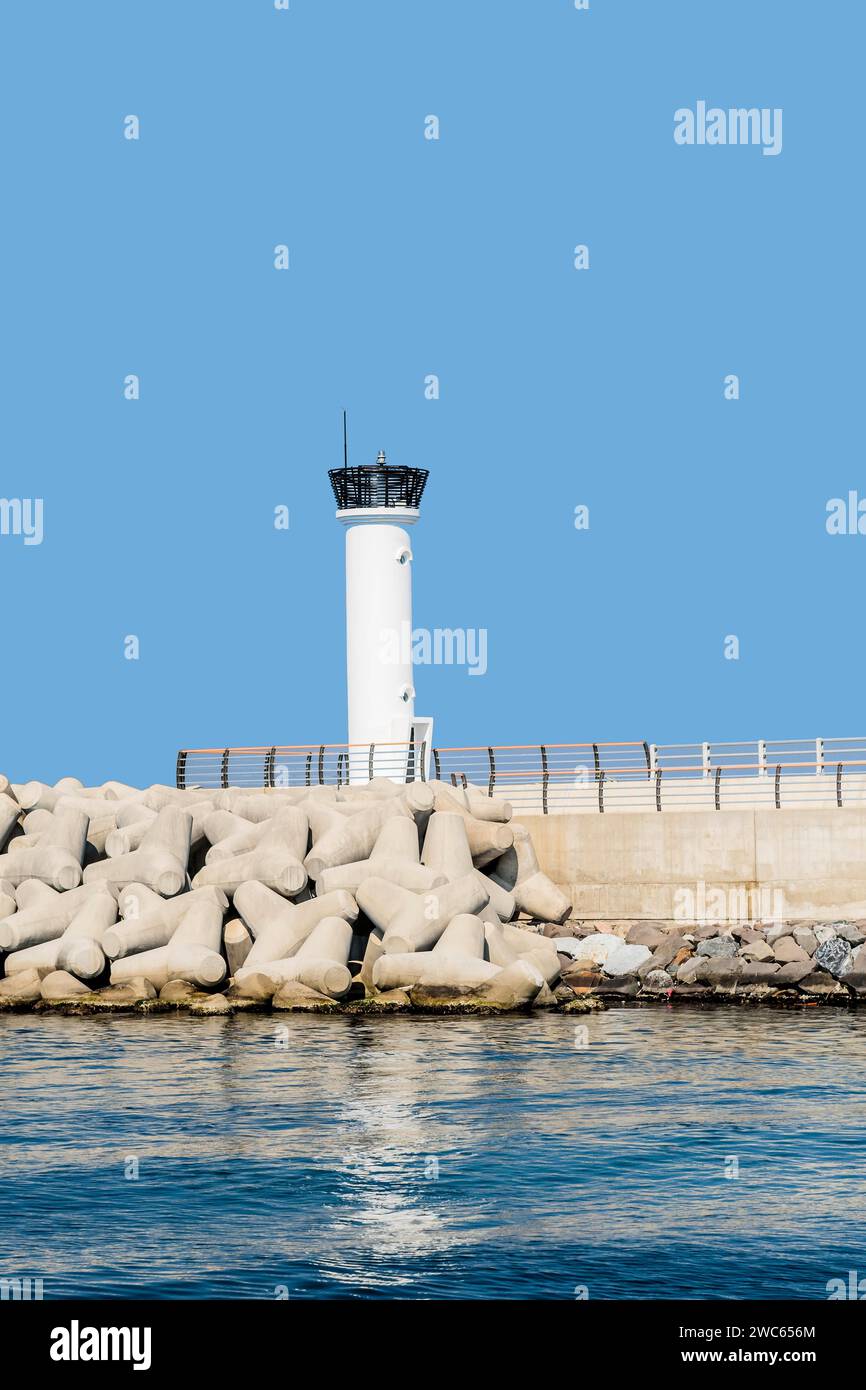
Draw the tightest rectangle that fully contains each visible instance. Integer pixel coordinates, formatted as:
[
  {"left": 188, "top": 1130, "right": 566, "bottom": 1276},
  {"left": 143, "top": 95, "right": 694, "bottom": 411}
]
[
  {"left": 625, "top": 923, "right": 666, "bottom": 949},
  {"left": 553, "top": 982, "right": 576, "bottom": 1004},
  {"left": 602, "top": 943, "right": 652, "bottom": 977},
  {"left": 564, "top": 933, "right": 622, "bottom": 966},
  {"left": 637, "top": 935, "right": 688, "bottom": 976},
  {"left": 0, "top": 968, "right": 43, "bottom": 1003},
  {"left": 772, "top": 937, "right": 810, "bottom": 964},
  {"left": 773, "top": 961, "right": 814, "bottom": 985},
  {"left": 272, "top": 981, "right": 340, "bottom": 1012},
  {"left": 797, "top": 972, "right": 849, "bottom": 997},
  {"left": 595, "top": 977, "right": 640, "bottom": 997},
  {"left": 738, "top": 940, "right": 774, "bottom": 962},
  {"left": 673, "top": 955, "right": 702, "bottom": 983},
  {"left": 835, "top": 923, "right": 866, "bottom": 946},
  {"left": 814, "top": 937, "right": 854, "bottom": 979},
  {"left": 814, "top": 925, "right": 838, "bottom": 945},
  {"left": 692, "top": 923, "right": 724, "bottom": 941},
  {"left": 95, "top": 977, "right": 157, "bottom": 1005},
  {"left": 696, "top": 936, "right": 738, "bottom": 959},
  {"left": 544, "top": 921, "right": 582, "bottom": 938},
  {"left": 226, "top": 972, "right": 277, "bottom": 1002},
  {"left": 793, "top": 927, "right": 818, "bottom": 956},
  {"left": 842, "top": 972, "right": 866, "bottom": 997},
  {"left": 851, "top": 945, "right": 866, "bottom": 973},
  {"left": 122, "top": 975, "right": 158, "bottom": 1000},
  {"left": 561, "top": 967, "right": 604, "bottom": 992},
  {"left": 671, "top": 983, "right": 712, "bottom": 999},
  {"left": 694, "top": 957, "right": 743, "bottom": 988},
  {"left": 561, "top": 995, "right": 605, "bottom": 1013},
  {"left": 367, "top": 988, "right": 411, "bottom": 1009},
  {"left": 552, "top": 936, "right": 601, "bottom": 960},
  {"left": 738, "top": 983, "right": 780, "bottom": 1000},
  {"left": 731, "top": 925, "right": 762, "bottom": 943},
  {"left": 738, "top": 962, "right": 781, "bottom": 985},
  {"left": 667, "top": 946, "right": 694, "bottom": 973},
  {"left": 535, "top": 982, "right": 558, "bottom": 1007},
  {"left": 40, "top": 971, "right": 93, "bottom": 1001},
  {"left": 189, "top": 993, "right": 232, "bottom": 1015},
  {"left": 642, "top": 969, "right": 674, "bottom": 992},
  {"left": 159, "top": 980, "right": 201, "bottom": 1004},
  {"left": 765, "top": 922, "right": 795, "bottom": 944}
]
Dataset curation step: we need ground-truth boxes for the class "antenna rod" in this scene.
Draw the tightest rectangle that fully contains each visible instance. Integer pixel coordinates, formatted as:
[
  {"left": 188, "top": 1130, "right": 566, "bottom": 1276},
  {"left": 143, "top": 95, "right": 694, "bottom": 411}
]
[{"left": 343, "top": 409, "right": 348, "bottom": 468}]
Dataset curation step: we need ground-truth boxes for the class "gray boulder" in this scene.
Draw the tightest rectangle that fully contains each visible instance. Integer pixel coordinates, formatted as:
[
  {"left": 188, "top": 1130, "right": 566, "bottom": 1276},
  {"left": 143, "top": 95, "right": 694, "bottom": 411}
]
[
  {"left": 739, "top": 962, "right": 781, "bottom": 986},
  {"left": 739, "top": 940, "right": 774, "bottom": 962},
  {"left": 765, "top": 922, "right": 794, "bottom": 944},
  {"left": 792, "top": 926, "right": 818, "bottom": 955},
  {"left": 773, "top": 937, "right": 810, "bottom": 964},
  {"left": 642, "top": 968, "right": 674, "bottom": 992},
  {"left": 814, "top": 937, "right": 854, "bottom": 979},
  {"left": 697, "top": 936, "right": 738, "bottom": 959},
  {"left": 625, "top": 923, "right": 667, "bottom": 949},
  {"left": 773, "top": 961, "right": 814, "bottom": 986},
  {"left": 694, "top": 956, "right": 743, "bottom": 987}
]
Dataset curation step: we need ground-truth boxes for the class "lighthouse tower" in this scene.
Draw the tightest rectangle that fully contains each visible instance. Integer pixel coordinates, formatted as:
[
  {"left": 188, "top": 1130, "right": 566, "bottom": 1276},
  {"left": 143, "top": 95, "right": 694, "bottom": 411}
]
[{"left": 329, "top": 442, "right": 432, "bottom": 783}]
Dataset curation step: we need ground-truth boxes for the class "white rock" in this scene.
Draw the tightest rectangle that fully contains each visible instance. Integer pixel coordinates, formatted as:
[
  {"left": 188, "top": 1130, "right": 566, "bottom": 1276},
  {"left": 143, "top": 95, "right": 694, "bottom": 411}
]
[
  {"left": 602, "top": 942, "right": 652, "bottom": 977},
  {"left": 560, "top": 932, "right": 621, "bottom": 965}
]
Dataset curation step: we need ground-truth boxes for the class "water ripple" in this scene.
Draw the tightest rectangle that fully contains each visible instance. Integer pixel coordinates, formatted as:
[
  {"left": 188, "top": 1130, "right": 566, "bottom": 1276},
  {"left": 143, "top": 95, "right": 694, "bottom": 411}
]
[{"left": 1, "top": 1008, "right": 865, "bottom": 1298}]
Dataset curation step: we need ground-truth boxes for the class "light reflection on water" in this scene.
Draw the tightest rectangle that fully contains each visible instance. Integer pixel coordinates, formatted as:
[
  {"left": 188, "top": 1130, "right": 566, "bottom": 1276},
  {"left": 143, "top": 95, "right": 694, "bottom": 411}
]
[{"left": 1, "top": 1007, "right": 866, "bottom": 1298}]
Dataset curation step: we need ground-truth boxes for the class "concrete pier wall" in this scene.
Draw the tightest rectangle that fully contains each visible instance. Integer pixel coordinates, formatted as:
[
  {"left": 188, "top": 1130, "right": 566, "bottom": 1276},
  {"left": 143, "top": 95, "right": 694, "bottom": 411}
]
[{"left": 523, "top": 807, "right": 866, "bottom": 922}]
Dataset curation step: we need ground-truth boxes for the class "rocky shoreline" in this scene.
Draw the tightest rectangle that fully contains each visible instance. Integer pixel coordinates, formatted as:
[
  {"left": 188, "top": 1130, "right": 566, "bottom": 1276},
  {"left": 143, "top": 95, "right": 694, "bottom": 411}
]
[{"left": 3, "top": 915, "right": 865, "bottom": 1017}]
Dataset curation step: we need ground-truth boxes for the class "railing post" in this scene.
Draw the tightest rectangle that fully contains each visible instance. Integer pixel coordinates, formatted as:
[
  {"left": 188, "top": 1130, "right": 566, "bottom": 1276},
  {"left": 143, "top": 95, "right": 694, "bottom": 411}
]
[
  {"left": 816, "top": 737, "right": 824, "bottom": 776},
  {"left": 758, "top": 740, "right": 767, "bottom": 777},
  {"left": 487, "top": 747, "right": 495, "bottom": 798},
  {"left": 775, "top": 764, "right": 782, "bottom": 809},
  {"left": 433, "top": 748, "right": 441, "bottom": 781},
  {"left": 598, "top": 770, "right": 605, "bottom": 813},
  {"left": 419, "top": 741, "right": 427, "bottom": 782},
  {"left": 642, "top": 741, "right": 651, "bottom": 780},
  {"left": 265, "top": 747, "right": 276, "bottom": 788},
  {"left": 649, "top": 744, "right": 658, "bottom": 774},
  {"left": 655, "top": 768, "right": 662, "bottom": 812},
  {"left": 176, "top": 750, "right": 187, "bottom": 791},
  {"left": 220, "top": 749, "right": 230, "bottom": 789},
  {"left": 702, "top": 742, "right": 711, "bottom": 778},
  {"left": 837, "top": 763, "right": 844, "bottom": 808},
  {"left": 592, "top": 743, "right": 600, "bottom": 781},
  {"left": 318, "top": 745, "right": 325, "bottom": 785},
  {"left": 368, "top": 744, "right": 375, "bottom": 782},
  {"left": 304, "top": 753, "right": 312, "bottom": 787},
  {"left": 714, "top": 767, "right": 722, "bottom": 810},
  {"left": 540, "top": 744, "right": 549, "bottom": 815}
]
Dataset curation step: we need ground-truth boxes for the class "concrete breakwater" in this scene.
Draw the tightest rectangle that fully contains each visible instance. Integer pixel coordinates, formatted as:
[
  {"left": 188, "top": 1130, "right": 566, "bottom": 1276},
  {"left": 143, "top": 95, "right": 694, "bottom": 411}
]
[
  {"left": 1, "top": 773, "right": 863, "bottom": 1016},
  {"left": 0, "top": 774, "right": 576, "bottom": 1016}
]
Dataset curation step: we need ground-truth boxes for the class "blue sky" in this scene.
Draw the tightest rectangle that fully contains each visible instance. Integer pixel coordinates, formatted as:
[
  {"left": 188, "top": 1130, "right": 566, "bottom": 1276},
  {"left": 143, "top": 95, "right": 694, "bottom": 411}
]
[{"left": 1, "top": 0, "right": 861, "bottom": 785}]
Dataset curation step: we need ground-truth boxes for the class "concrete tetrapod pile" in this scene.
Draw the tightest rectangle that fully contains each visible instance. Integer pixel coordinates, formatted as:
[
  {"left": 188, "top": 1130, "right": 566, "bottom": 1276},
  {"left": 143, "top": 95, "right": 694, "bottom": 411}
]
[{"left": 0, "top": 776, "right": 574, "bottom": 1015}]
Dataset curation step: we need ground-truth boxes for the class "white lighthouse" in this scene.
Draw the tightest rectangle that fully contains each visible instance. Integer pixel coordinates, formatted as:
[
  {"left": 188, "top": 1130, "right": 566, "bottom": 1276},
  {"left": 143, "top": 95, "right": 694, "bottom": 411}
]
[{"left": 329, "top": 440, "right": 433, "bottom": 783}]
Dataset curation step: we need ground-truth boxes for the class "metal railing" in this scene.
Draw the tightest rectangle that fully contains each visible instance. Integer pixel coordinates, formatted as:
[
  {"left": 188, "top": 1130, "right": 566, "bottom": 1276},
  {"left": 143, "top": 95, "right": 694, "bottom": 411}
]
[
  {"left": 328, "top": 463, "right": 429, "bottom": 510},
  {"left": 176, "top": 735, "right": 866, "bottom": 814}
]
